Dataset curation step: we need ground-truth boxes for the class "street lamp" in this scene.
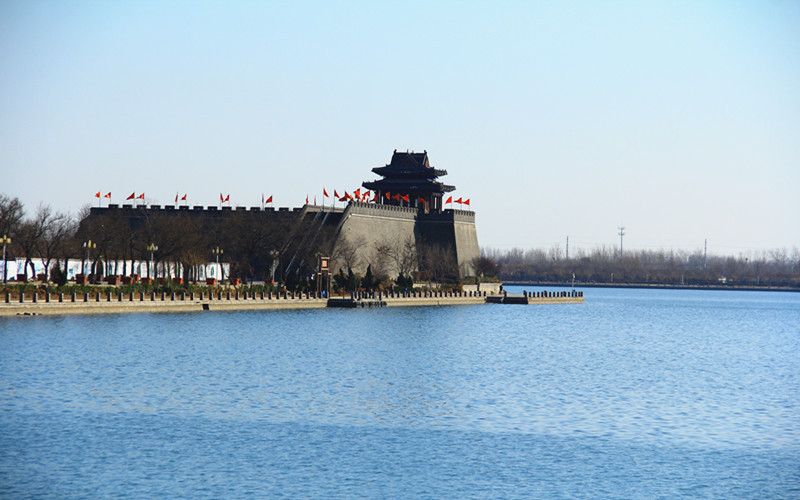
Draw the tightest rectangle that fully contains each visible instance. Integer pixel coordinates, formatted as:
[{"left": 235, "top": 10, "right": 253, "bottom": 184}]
[
  {"left": 212, "top": 246, "right": 224, "bottom": 282},
  {"left": 269, "top": 249, "right": 279, "bottom": 284},
  {"left": 1, "top": 235, "right": 10, "bottom": 283},
  {"left": 83, "top": 240, "right": 96, "bottom": 280},
  {"left": 147, "top": 243, "right": 158, "bottom": 279}
]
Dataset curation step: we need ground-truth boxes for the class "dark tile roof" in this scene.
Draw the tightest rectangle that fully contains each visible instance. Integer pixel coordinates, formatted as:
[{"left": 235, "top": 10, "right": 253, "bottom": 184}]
[{"left": 371, "top": 150, "right": 448, "bottom": 178}]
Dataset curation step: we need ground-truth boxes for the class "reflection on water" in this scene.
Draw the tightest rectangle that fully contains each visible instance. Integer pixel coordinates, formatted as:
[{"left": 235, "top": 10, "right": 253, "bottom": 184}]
[{"left": 1, "top": 288, "right": 798, "bottom": 498}]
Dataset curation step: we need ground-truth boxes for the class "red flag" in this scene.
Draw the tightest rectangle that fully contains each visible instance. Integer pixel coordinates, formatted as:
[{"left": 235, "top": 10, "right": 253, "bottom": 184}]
[
  {"left": 126, "top": 192, "right": 135, "bottom": 200},
  {"left": 220, "top": 193, "right": 224, "bottom": 202},
  {"left": 104, "top": 192, "right": 111, "bottom": 199},
  {"left": 175, "top": 193, "right": 179, "bottom": 204},
  {"left": 354, "top": 188, "right": 361, "bottom": 199},
  {"left": 338, "top": 196, "right": 347, "bottom": 202},
  {"left": 385, "top": 192, "right": 391, "bottom": 199},
  {"left": 181, "top": 194, "right": 187, "bottom": 201},
  {"left": 371, "top": 193, "right": 379, "bottom": 202},
  {"left": 305, "top": 195, "right": 309, "bottom": 204},
  {"left": 95, "top": 191, "right": 101, "bottom": 198},
  {"left": 464, "top": 198, "right": 470, "bottom": 206},
  {"left": 334, "top": 190, "right": 340, "bottom": 198},
  {"left": 392, "top": 194, "right": 400, "bottom": 201},
  {"left": 445, "top": 196, "right": 452, "bottom": 204},
  {"left": 344, "top": 191, "right": 351, "bottom": 200},
  {"left": 224, "top": 194, "right": 230, "bottom": 203},
  {"left": 266, "top": 195, "right": 273, "bottom": 203},
  {"left": 418, "top": 197, "right": 426, "bottom": 204},
  {"left": 401, "top": 194, "right": 409, "bottom": 202},
  {"left": 455, "top": 197, "right": 462, "bottom": 204},
  {"left": 323, "top": 188, "right": 330, "bottom": 198},
  {"left": 137, "top": 193, "right": 145, "bottom": 199}
]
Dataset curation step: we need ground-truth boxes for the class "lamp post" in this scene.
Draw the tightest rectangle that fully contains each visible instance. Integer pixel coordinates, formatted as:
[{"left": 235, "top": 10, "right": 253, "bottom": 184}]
[
  {"left": 147, "top": 243, "right": 158, "bottom": 279},
  {"left": 1, "top": 235, "right": 10, "bottom": 283},
  {"left": 83, "top": 240, "right": 96, "bottom": 281},
  {"left": 269, "top": 249, "right": 279, "bottom": 284},
  {"left": 212, "top": 246, "right": 223, "bottom": 283}
]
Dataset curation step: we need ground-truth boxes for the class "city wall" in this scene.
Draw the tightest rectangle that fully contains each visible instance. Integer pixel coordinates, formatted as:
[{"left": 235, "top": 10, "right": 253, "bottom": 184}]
[
  {"left": 84, "top": 201, "right": 480, "bottom": 280},
  {"left": 335, "top": 202, "right": 480, "bottom": 278}
]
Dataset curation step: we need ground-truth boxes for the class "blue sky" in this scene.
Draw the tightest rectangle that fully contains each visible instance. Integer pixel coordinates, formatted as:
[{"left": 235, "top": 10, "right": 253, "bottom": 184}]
[{"left": 1, "top": 0, "right": 798, "bottom": 255}]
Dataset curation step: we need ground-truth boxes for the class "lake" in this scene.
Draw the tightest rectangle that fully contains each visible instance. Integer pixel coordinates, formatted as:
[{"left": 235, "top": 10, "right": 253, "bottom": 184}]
[{"left": 1, "top": 287, "right": 798, "bottom": 498}]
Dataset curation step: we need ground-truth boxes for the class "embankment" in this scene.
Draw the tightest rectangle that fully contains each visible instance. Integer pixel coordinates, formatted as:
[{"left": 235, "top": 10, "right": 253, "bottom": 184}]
[{"left": 1, "top": 290, "right": 583, "bottom": 317}]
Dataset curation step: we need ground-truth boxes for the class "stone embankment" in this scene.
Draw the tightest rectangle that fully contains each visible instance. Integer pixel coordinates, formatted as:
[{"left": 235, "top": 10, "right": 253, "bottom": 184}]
[{"left": 0, "top": 289, "right": 583, "bottom": 317}]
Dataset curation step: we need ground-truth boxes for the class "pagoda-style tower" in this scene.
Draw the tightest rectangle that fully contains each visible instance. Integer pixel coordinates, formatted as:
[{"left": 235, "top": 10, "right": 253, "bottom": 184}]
[{"left": 362, "top": 150, "right": 455, "bottom": 213}]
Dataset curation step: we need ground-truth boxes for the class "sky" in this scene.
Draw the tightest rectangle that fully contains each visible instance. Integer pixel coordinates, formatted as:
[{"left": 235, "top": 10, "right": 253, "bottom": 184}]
[{"left": 1, "top": 0, "right": 798, "bottom": 256}]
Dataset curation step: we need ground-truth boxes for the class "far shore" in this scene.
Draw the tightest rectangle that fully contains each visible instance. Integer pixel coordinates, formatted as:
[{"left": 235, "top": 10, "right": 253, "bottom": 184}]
[{"left": 503, "top": 281, "right": 799, "bottom": 293}]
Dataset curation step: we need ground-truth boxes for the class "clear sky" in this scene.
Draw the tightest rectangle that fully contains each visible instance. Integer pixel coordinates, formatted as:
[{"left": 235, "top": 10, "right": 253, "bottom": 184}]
[{"left": 2, "top": 0, "right": 798, "bottom": 256}]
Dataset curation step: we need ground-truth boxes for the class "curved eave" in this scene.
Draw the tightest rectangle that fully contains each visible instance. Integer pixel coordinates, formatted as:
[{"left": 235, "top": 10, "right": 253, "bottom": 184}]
[
  {"left": 362, "top": 180, "right": 456, "bottom": 193},
  {"left": 371, "top": 166, "right": 448, "bottom": 178}
]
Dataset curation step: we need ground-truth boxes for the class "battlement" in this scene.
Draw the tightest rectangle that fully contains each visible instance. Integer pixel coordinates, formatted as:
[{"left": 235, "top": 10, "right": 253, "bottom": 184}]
[{"left": 94, "top": 204, "right": 296, "bottom": 214}]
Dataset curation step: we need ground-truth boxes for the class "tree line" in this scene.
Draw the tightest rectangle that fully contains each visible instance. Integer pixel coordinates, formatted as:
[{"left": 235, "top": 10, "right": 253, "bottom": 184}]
[
  {"left": 0, "top": 194, "right": 334, "bottom": 288},
  {"left": 483, "top": 246, "right": 800, "bottom": 287},
  {"left": 0, "top": 194, "right": 462, "bottom": 292}
]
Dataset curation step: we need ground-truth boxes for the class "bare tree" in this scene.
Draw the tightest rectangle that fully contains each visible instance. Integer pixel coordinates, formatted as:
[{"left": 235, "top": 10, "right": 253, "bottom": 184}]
[
  {"left": 419, "top": 243, "right": 457, "bottom": 286},
  {"left": 0, "top": 194, "right": 24, "bottom": 238},
  {"left": 16, "top": 205, "right": 54, "bottom": 279},
  {"left": 39, "top": 210, "right": 74, "bottom": 278},
  {"left": 471, "top": 255, "right": 500, "bottom": 278},
  {"left": 373, "top": 235, "right": 418, "bottom": 278},
  {"left": 332, "top": 235, "right": 364, "bottom": 272},
  {"left": 370, "top": 239, "right": 393, "bottom": 282},
  {"left": 395, "top": 236, "right": 418, "bottom": 277}
]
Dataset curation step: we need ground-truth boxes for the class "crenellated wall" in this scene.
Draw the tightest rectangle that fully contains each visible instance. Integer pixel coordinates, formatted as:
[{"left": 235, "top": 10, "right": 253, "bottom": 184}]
[{"left": 86, "top": 201, "right": 480, "bottom": 280}]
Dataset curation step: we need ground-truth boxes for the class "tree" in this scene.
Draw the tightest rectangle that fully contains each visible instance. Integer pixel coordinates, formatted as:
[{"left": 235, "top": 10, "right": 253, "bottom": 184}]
[
  {"left": 363, "top": 264, "right": 378, "bottom": 290},
  {"left": 333, "top": 236, "right": 363, "bottom": 272},
  {"left": 333, "top": 268, "right": 348, "bottom": 291},
  {"left": 419, "top": 244, "right": 457, "bottom": 286},
  {"left": 347, "top": 267, "right": 360, "bottom": 292},
  {"left": 0, "top": 194, "right": 24, "bottom": 238},
  {"left": 16, "top": 204, "right": 54, "bottom": 279},
  {"left": 396, "top": 272, "right": 413, "bottom": 290},
  {"left": 50, "top": 261, "right": 67, "bottom": 286},
  {"left": 40, "top": 210, "right": 74, "bottom": 278},
  {"left": 471, "top": 255, "right": 500, "bottom": 278}
]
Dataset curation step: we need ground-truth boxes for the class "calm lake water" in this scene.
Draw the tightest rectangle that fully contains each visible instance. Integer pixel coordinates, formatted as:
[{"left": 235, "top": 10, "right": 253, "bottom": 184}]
[{"left": 1, "top": 287, "right": 798, "bottom": 498}]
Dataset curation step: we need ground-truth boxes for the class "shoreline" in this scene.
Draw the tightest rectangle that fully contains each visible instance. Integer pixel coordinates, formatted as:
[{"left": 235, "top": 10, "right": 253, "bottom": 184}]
[
  {"left": 0, "top": 294, "right": 583, "bottom": 317},
  {"left": 503, "top": 281, "right": 799, "bottom": 293}
]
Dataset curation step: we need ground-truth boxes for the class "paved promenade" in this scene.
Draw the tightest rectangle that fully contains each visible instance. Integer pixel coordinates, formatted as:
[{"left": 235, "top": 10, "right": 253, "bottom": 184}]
[{"left": 1, "top": 290, "right": 583, "bottom": 317}]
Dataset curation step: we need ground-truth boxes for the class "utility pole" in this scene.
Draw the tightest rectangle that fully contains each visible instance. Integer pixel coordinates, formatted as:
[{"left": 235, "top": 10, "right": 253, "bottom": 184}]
[
  {"left": 703, "top": 238, "right": 708, "bottom": 270},
  {"left": 617, "top": 226, "right": 625, "bottom": 257}
]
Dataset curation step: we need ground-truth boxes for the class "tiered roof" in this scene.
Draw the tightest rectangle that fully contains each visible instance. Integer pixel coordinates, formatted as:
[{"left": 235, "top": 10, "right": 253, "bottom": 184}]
[{"left": 362, "top": 150, "right": 455, "bottom": 195}]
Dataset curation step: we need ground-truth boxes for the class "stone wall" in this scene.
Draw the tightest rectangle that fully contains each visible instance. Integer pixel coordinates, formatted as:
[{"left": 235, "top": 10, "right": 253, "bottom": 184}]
[
  {"left": 86, "top": 202, "right": 480, "bottom": 280},
  {"left": 334, "top": 202, "right": 419, "bottom": 277},
  {"left": 334, "top": 202, "right": 480, "bottom": 278}
]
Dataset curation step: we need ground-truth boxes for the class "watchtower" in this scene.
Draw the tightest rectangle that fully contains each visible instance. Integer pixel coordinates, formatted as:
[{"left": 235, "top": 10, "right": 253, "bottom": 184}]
[{"left": 362, "top": 150, "right": 454, "bottom": 213}]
